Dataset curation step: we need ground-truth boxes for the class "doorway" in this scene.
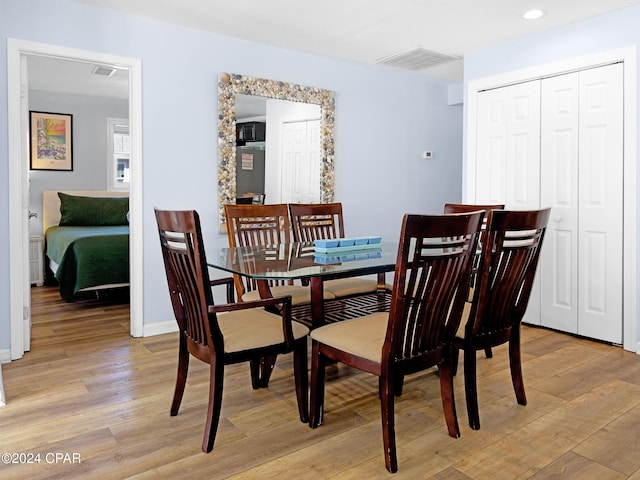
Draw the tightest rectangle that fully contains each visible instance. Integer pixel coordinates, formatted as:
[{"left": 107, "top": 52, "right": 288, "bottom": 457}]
[{"left": 7, "top": 39, "right": 144, "bottom": 360}]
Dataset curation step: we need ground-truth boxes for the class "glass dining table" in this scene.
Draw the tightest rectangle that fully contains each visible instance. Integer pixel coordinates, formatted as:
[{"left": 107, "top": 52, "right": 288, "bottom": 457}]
[{"left": 209, "top": 241, "right": 399, "bottom": 328}]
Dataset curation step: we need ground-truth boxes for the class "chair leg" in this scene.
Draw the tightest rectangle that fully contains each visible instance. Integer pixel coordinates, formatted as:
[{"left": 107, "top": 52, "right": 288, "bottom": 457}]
[
  {"left": 438, "top": 359, "right": 460, "bottom": 438},
  {"left": 509, "top": 326, "right": 527, "bottom": 406},
  {"left": 202, "top": 356, "right": 224, "bottom": 453},
  {"left": 394, "top": 374, "right": 404, "bottom": 397},
  {"left": 451, "top": 346, "right": 460, "bottom": 376},
  {"left": 293, "top": 338, "right": 309, "bottom": 423},
  {"left": 171, "top": 335, "right": 190, "bottom": 416},
  {"left": 309, "top": 340, "right": 326, "bottom": 428},
  {"left": 464, "top": 348, "right": 481, "bottom": 430},
  {"left": 249, "top": 355, "right": 278, "bottom": 389},
  {"left": 380, "top": 372, "right": 398, "bottom": 473},
  {"left": 484, "top": 347, "right": 493, "bottom": 358}
]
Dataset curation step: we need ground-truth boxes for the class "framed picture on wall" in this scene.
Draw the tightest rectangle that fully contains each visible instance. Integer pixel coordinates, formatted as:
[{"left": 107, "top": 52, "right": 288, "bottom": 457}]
[{"left": 29, "top": 111, "right": 73, "bottom": 171}]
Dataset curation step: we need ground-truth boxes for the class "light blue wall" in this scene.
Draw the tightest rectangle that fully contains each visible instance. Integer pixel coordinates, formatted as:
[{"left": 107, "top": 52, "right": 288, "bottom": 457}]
[
  {"left": 463, "top": 4, "right": 640, "bottom": 342},
  {"left": 0, "top": 0, "right": 462, "bottom": 350}
]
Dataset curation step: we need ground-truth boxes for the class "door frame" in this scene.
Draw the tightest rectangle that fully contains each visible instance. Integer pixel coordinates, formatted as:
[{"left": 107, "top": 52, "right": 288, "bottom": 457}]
[
  {"left": 7, "top": 39, "right": 144, "bottom": 360},
  {"left": 465, "top": 46, "right": 637, "bottom": 352}
]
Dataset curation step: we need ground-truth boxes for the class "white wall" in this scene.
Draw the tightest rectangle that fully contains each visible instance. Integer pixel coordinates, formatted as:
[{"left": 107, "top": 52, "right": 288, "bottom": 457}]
[{"left": 0, "top": 0, "right": 462, "bottom": 351}]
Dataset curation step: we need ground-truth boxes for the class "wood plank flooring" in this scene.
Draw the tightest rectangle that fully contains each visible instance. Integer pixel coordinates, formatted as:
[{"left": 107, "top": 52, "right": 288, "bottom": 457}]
[{"left": 2, "top": 286, "right": 640, "bottom": 479}]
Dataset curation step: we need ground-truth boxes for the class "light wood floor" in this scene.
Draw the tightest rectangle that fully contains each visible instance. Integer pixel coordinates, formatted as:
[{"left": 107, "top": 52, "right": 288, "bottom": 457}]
[{"left": 3, "top": 286, "right": 640, "bottom": 479}]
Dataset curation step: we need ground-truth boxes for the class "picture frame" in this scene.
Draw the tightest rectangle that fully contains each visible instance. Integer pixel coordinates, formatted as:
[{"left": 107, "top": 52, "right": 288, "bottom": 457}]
[{"left": 30, "top": 111, "right": 73, "bottom": 171}]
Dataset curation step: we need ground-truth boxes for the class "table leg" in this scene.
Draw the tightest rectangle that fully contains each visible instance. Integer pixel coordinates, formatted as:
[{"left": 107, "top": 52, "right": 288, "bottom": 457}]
[
  {"left": 254, "top": 280, "right": 276, "bottom": 387},
  {"left": 310, "top": 276, "right": 325, "bottom": 329}
]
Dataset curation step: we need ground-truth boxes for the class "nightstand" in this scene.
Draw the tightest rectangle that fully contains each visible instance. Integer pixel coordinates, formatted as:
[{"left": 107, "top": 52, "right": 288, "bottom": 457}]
[{"left": 29, "top": 235, "right": 44, "bottom": 287}]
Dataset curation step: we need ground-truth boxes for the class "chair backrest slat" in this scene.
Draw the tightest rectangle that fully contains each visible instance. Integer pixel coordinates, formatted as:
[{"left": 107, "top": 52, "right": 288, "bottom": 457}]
[{"left": 385, "top": 212, "right": 484, "bottom": 362}]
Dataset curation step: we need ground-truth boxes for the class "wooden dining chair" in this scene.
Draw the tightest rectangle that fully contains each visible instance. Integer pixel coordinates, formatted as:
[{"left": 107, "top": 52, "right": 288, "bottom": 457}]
[
  {"left": 444, "top": 202, "right": 504, "bottom": 358},
  {"left": 309, "top": 211, "right": 485, "bottom": 473},
  {"left": 224, "top": 203, "right": 335, "bottom": 305},
  {"left": 289, "top": 202, "right": 381, "bottom": 298},
  {"left": 452, "top": 208, "right": 550, "bottom": 430},
  {"left": 154, "top": 208, "right": 309, "bottom": 453}
]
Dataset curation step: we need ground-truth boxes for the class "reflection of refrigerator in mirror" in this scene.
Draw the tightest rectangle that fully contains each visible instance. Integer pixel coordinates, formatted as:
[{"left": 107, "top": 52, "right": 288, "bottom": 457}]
[{"left": 236, "top": 146, "right": 265, "bottom": 198}]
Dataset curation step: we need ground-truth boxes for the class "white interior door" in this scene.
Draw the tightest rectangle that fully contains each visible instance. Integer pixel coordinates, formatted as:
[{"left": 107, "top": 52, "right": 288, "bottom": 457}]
[
  {"left": 20, "top": 55, "right": 31, "bottom": 352},
  {"left": 467, "top": 48, "right": 636, "bottom": 351},
  {"left": 540, "top": 72, "right": 580, "bottom": 334},
  {"left": 509, "top": 63, "right": 623, "bottom": 344},
  {"left": 475, "top": 81, "right": 540, "bottom": 209},
  {"left": 476, "top": 80, "right": 541, "bottom": 325},
  {"left": 281, "top": 119, "right": 320, "bottom": 204},
  {"left": 577, "top": 64, "right": 624, "bottom": 343}
]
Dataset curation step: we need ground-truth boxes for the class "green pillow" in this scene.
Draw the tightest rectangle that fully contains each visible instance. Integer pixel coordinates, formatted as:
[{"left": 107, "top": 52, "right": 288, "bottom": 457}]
[{"left": 58, "top": 193, "right": 129, "bottom": 226}]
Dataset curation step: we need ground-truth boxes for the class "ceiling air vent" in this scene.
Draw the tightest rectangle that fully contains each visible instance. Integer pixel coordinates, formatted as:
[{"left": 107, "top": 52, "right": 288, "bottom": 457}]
[
  {"left": 91, "top": 65, "right": 117, "bottom": 76},
  {"left": 376, "top": 46, "right": 461, "bottom": 71}
]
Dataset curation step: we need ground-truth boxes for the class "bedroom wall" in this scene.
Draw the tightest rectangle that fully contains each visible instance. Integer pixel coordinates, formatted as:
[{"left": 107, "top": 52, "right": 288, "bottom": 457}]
[
  {"left": 28, "top": 90, "right": 129, "bottom": 236},
  {"left": 0, "top": 0, "right": 463, "bottom": 354}
]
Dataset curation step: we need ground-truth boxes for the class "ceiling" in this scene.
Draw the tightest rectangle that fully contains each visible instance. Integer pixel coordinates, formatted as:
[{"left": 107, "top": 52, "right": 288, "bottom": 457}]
[
  {"left": 27, "top": 55, "right": 130, "bottom": 99},
  {"left": 29, "top": 0, "right": 640, "bottom": 99},
  {"left": 70, "top": 0, "right": 640, "bottom": 82}
]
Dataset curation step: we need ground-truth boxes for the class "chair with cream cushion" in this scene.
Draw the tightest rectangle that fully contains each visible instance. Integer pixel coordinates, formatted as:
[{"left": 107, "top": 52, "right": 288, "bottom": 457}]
[
  {"left": 155, "top": 208, "right": 309, "bottom": 453},
  {"left": 224, "top": 203, "right": 335, "bottom": 305},
  {"left": 309, "top": 211, "right": 484, "bottom": 473},
  {"left": 289, "top": 202, "right": 382, "bottom": 297},
  {"left": 452, "top": 208, "right": 550, "bottom": 430}
]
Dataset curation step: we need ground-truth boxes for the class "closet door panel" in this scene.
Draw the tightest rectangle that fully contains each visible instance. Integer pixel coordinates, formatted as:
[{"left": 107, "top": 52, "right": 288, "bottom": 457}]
[
  {"left": 577, "top": 64, "right": 623, "bottom": 343},
  {"left": 476, "top": 81, "right": 540, "bottom": 207},
  {"left": 476, "top": 89, "right": 507, "bottom": 204},
  {"left": 540, "top": 72, "right": 580, "bottom": 333},
  {"left": 506, "top": 86, "right": 541, "bottom": 209}
]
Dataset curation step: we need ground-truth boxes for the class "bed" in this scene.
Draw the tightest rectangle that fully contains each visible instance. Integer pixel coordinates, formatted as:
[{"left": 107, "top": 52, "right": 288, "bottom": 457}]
[{"left": 43, "top": 190, "right": 130, "bottom": 302}]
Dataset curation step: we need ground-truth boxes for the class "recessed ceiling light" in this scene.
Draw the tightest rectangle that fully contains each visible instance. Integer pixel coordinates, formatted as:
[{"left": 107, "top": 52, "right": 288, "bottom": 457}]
[{"left": 523, "top": 9, "right": 545, "bottom": 20}]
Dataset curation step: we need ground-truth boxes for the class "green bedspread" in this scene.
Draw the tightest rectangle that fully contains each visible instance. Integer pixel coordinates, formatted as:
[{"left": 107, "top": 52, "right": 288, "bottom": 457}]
[{"left": 45, "top": 225, "right": 129, "bottom": 301}]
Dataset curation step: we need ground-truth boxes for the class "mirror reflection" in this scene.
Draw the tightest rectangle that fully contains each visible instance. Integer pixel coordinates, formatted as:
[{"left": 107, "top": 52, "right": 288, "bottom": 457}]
[
  {"left": 235, "top": 94, "right": 322, "bottom": 205},
  {"left": 218, "top": 73, "right": 335, "bottom": 228}
]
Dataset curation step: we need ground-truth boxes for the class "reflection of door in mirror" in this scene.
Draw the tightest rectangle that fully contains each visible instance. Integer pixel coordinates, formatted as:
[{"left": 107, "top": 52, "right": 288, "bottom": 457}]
[
  {"left": 236, "top": 94, "right": 321, "bottom": 204},
  {"left": 281, "top": 119, "right": 321, "bottom": 203}
]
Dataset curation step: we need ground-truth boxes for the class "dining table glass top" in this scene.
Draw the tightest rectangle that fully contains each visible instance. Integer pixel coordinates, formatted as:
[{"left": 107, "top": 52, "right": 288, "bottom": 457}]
[{"left": 209, "top": 241, "right": 399, "bottom": 281}]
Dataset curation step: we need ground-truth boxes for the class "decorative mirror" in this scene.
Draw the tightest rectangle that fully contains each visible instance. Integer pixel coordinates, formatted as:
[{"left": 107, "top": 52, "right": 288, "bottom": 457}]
[{"left": 218, "top": 72, "right": 335, "bottom": 228}]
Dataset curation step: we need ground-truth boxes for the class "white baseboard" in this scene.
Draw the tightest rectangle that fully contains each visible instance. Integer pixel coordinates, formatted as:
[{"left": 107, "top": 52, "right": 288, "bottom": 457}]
[
  {"left": 143, "top": 320, "right": 178, "bottom": 337},
  {"left": 0, "top": 349, "right": 11, "bottom": 364}
]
